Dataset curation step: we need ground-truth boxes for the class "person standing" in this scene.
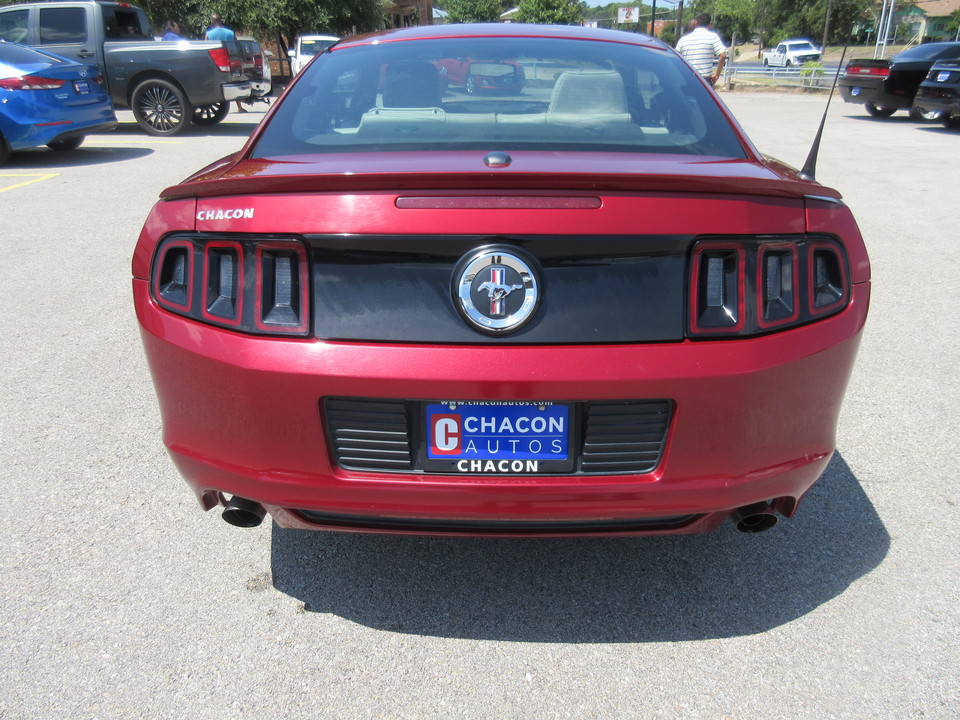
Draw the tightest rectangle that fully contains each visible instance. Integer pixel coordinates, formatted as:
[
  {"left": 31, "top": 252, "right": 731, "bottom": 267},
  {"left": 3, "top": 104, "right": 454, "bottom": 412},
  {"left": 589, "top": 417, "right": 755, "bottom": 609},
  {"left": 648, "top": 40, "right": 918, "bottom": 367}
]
[
  {"left": 205, "top": 15, "right": 246, "bottom": 112},
  {"left": 676, "top": 13, "right": 727, "bottom": 85},
  {"left": 204, "top": 14, "right": 235, "bottom": 42},
  {"left": 161, "top": 20, "right": 181, "bottom": 41}
]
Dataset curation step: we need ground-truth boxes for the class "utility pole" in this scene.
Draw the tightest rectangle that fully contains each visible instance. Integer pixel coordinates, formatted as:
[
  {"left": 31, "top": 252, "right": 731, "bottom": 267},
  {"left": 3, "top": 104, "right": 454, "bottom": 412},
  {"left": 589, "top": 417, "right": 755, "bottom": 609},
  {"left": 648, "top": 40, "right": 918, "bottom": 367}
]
[{"left": 821, "top": 0, "right": 834, "bottom": 53}]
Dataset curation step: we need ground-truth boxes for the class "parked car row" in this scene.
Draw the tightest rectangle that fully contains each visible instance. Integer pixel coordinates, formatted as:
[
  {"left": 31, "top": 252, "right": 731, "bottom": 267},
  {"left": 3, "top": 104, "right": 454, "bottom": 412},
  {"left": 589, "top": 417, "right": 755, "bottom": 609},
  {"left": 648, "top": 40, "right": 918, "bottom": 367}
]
[
  {"left": 839, "top": 41, "right": 960, "bottom": 129},
  {"left": 0, "top": 0, "right": 270, "bottom": 137}
]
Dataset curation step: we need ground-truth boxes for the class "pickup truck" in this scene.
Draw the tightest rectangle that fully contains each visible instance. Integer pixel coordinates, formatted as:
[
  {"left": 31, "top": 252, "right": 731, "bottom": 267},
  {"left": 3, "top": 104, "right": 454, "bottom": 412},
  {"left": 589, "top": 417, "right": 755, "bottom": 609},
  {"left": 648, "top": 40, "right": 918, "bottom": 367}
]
[
  {"left": 762, "top": 39, "right": 822, "bottom": 69},
  {"left": 0, "top": 1, "right": 269, "bottom": 135}
]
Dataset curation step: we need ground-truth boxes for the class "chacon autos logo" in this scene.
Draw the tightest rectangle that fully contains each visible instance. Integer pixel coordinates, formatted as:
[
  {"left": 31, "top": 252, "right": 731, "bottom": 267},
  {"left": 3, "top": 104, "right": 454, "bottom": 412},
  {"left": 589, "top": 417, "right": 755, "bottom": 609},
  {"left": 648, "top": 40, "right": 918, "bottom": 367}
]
[
  {"left": 196, "top": 208, "right": 255, "bottom": 220},
  {"left": 454, "top": 246, "right": 540, "bottom": 334}
]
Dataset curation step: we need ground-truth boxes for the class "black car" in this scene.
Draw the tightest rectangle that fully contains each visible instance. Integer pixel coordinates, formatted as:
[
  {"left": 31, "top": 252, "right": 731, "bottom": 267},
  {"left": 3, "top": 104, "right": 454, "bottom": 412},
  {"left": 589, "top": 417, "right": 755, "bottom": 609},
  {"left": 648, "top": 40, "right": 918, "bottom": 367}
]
[
  {"left": 914, "top": 59, "right": 960, "bottom": 129},
  {"left": 839, "top": 42, "right": 960, "bottom": 120}
]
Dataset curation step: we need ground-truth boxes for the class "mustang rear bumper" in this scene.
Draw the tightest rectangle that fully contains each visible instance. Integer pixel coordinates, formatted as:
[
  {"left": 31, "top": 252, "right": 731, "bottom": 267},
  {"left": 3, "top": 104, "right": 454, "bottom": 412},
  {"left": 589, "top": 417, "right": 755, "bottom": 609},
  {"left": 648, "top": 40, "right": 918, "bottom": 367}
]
[{"left": 134, "top": 278, "right": 870, "bottom": 536}]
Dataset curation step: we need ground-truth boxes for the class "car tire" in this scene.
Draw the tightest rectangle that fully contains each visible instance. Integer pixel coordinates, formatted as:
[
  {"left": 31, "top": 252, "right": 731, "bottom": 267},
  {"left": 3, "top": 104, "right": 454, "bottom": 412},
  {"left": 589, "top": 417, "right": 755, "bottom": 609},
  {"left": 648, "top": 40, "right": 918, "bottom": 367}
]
[
  {"left": 131, "top": 78, "right": 192, "bottom": 136},
  {"left": 909, "top": 107, "right": 942, "bottom": 122},
  {"left": 865, "top": 102, "right": 897, "bottom": 118},
  {"left": 47, "top": 136, "right": 84, "bottom": 152},
  {"left": 0, "top": 132, "right": 10, "bottom": 165},
  {"left": 943, "top": 113, "right": 960, "bottom": 129},
  {"left": 193, "top": 102, "right": 230, "bottom": 126}
]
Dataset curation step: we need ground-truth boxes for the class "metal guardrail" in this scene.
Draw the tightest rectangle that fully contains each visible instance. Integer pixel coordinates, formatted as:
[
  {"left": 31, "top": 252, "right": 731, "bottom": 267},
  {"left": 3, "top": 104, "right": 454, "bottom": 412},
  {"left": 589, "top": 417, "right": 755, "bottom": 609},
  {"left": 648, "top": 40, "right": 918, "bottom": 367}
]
[{"left": 724, "top": 65, "right": 833, "bottom": 90}]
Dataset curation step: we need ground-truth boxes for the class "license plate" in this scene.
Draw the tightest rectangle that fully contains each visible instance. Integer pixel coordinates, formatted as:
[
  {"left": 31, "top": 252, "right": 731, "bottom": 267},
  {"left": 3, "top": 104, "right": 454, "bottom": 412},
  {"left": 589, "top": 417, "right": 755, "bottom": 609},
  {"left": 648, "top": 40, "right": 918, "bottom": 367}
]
[
  {"left": 851, "top": 87, "right": 860, "bottom": 96},
  {"left": 73, "top": 80, "right": 90, "bottom": 95},
  {"left": 422, "top": 401, "right": 574, "bottom": 473},
  {"left": 937, "top": 71, "right": 951, "bottom": 83}
]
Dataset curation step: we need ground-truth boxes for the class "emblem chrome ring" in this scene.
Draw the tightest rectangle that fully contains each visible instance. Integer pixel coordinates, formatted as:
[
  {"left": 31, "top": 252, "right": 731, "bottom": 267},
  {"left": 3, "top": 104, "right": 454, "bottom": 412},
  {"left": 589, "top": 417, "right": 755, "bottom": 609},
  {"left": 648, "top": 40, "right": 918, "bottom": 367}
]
[{"left": 454, "top": 247, "right": 540, "bottom": 334}]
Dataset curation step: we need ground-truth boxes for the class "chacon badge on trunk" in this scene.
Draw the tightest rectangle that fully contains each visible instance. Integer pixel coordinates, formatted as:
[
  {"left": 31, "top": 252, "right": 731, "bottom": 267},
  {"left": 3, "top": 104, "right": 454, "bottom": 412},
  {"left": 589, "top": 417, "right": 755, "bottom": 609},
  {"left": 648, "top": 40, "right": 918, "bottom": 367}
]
[{"left": 453, "top": 246, "right": 540, "bottom": 334}]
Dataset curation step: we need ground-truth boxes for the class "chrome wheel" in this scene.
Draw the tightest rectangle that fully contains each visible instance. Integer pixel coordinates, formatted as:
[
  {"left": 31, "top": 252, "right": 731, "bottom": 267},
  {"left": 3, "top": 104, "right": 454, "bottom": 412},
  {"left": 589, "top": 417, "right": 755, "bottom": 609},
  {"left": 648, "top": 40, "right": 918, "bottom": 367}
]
[
  {"left": 132, "top": 79, "right": 191, "bottom": 136},
  {"left": 193, "top": 102, "right": 230, "bottom": 126}
]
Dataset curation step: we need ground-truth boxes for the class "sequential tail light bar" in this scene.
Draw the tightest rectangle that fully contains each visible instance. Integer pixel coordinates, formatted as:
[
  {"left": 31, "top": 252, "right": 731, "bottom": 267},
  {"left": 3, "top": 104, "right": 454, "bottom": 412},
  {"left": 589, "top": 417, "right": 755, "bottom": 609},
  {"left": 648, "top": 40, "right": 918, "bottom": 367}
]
[
  {"left": 845, "top": 64, "right": 890, "bottom": 78},
  {"left": 688, "top": 237, "right": 850, "bottom": 338},
  {"left": 153, "top": 236, "right": 310, "bottom": 336}
]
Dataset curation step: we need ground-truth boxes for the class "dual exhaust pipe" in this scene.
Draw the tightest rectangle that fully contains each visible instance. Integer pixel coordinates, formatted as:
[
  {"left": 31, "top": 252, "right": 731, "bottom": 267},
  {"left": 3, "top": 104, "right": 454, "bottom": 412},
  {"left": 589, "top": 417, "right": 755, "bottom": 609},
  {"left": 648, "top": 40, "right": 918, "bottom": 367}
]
[
  {"left": 221, "top": 495, "right": 266, "bottom": 528},
  {"left": 730, "top": 502, "right": 779, "bottom": 533}
]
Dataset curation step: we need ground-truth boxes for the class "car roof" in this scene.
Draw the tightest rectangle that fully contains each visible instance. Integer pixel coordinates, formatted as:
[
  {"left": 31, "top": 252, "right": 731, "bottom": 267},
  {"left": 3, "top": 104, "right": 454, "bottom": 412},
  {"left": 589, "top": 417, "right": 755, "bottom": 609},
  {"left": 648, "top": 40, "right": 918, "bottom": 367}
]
[{"left": 335, "top": 23, "right": 665, "bottom": 52}]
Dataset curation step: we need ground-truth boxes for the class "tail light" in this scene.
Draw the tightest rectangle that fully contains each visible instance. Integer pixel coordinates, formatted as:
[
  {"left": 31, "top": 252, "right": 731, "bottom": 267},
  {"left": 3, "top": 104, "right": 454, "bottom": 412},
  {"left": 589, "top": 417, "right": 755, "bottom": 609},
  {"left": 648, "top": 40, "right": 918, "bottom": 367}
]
[
  {"left": 208, "top": 47, "right": 232, "bottom": 73},
  {"left": 91, "top": 74, "right": 104, "bottom": 86},
  {"left": 0, "top": 75, "right": 66, "bottom": 90},
  {"left": 689, "top": 237, "right": 849, "bottom": 338},
  {"left": 845, "top": 64, "right": 890, "bottom": 78},
  {"left": 689, "top": 246, "right": 745, "bottom": 334},
  {"left": 254, "top": 53, "right": 264, "bottom": 76},
  {"left": 808, "top": 243, "right": 847, "bottom": 316},
  {"left": 153, "top": 236, "right": 310, "bottom": 336}
]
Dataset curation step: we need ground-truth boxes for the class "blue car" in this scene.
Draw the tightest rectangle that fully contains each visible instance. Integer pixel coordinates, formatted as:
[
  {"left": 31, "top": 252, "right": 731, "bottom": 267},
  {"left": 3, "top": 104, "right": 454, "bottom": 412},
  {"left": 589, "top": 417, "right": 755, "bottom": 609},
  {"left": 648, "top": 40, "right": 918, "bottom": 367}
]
[{"left": 0, "top": 42, "right": 116, "bottom": 164}]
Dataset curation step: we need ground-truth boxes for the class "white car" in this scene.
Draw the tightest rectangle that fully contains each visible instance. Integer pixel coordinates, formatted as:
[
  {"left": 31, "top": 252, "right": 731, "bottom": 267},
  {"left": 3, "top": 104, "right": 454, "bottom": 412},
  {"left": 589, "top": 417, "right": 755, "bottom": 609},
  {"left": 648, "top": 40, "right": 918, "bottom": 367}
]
[
  {"left": 762, "top": 39, "right": 822, "bottom": 68},
  {"left": 289, "top": 34, "right": 339, "bottom": 75}
]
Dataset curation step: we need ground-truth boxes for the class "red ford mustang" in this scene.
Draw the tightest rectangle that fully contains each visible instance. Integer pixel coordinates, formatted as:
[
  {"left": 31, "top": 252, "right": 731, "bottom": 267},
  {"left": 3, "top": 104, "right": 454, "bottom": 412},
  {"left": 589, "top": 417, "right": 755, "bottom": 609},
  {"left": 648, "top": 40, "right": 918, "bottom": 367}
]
[{"left": 133, "top": 24, "right": 870, "bottom": 537}]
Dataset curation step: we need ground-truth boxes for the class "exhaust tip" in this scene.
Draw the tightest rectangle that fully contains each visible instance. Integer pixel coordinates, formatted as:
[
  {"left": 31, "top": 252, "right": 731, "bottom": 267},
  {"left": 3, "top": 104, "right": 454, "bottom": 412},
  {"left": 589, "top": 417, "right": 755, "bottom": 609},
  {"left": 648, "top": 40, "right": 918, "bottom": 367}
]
[
  {"left": 731, "top": 503, "right": 779, "bottom": 533},
  {"left": 221, "top": 496, "right": 266, "bottom": 528}
]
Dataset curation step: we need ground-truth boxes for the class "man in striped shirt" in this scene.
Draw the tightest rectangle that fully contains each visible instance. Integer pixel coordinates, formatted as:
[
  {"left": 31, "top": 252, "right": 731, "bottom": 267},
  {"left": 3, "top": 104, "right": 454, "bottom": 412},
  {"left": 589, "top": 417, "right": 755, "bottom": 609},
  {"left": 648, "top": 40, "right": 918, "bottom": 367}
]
[{"left": 676, "top": 14, "right": 727, "bottom": 85}]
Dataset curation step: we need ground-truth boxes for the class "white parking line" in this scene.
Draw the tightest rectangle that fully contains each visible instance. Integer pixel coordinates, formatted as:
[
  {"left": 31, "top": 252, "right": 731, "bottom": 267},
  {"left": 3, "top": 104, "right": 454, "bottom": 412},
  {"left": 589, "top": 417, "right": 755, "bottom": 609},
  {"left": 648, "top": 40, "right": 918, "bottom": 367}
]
[{"left": 0, "top": 173, "right": 59, "bottom": 194}]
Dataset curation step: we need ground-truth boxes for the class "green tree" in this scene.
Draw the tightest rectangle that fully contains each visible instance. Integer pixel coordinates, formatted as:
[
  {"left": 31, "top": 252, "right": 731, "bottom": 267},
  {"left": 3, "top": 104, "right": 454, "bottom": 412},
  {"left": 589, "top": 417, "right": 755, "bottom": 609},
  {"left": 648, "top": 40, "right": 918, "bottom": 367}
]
[
  {"left": 514, "top": 0, "right": 585, "bottom": 25},
  {"left": 136, "top": 0, "right": 386, "bottom": 47},
  {"left": 443, "top": 0, "right": 510, "bottom": 23},
  {"left": 946, "top": 9, "right": 960, "bottom": 38}
]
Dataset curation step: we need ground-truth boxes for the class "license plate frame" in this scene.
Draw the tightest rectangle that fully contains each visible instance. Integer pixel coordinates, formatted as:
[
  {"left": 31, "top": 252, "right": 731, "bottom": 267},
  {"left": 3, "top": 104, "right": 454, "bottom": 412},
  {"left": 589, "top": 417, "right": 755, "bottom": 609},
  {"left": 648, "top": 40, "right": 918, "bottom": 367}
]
[{"left": 420, "top": 401, "right": 576, "bottom": 474}]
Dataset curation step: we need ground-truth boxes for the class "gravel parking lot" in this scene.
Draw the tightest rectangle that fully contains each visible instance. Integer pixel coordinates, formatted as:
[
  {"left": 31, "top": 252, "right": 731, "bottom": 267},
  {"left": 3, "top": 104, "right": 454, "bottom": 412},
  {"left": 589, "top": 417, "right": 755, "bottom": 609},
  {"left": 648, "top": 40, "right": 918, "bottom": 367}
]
[{"left": 1, "top": 96, "right": 957, "bottom": 719}]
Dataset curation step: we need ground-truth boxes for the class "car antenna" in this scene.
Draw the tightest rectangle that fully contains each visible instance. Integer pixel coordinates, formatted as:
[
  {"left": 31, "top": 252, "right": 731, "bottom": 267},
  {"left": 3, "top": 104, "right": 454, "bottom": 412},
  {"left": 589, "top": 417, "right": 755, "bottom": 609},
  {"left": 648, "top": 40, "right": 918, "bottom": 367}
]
[{"left": 799, "top": 34, "right": 851, "bottom": 182}]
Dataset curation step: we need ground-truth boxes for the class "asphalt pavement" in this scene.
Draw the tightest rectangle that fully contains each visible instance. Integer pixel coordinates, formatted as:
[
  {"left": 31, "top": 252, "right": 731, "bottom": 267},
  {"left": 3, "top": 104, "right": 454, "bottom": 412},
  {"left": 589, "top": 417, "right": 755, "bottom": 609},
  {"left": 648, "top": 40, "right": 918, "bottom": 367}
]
[{"left": 0, "top": 97, "right": 957, "bottom": 719}]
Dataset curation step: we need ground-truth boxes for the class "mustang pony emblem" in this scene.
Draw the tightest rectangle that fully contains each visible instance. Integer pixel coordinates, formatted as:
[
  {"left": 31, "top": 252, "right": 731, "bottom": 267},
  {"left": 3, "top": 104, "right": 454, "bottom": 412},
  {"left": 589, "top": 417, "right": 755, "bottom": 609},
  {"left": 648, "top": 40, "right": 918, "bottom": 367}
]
[
  {"left": 454, "top": 247, "right": 540, "bottom": 334},
  {"left": 478, "top": 268, "right": 523, "bottom": 316}
]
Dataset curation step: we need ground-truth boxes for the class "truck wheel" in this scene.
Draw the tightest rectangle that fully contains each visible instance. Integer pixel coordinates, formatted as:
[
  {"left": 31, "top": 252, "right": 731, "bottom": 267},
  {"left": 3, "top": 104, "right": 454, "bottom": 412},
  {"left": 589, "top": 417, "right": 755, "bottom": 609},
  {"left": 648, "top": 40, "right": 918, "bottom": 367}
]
[
  {"left": 47, "top": 136, "right": 84, "bottom": 152},
  {"left": 132, "top": 79, "right": 192, "bottom": 136},
  {"left": 865, "top": 102, "right": 896, "bottom": 118},
  {"left": 762, "top": 59, "right": 769, "bottom": 68},
  {"left": 193, "top": 102, "right": 230, "bottom": 126}
]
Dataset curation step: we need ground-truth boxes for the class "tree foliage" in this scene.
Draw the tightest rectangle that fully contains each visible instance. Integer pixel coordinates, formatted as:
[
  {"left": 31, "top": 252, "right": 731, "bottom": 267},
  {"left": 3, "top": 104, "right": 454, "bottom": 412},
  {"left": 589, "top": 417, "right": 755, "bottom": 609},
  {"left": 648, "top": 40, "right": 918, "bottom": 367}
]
[
  {"left": 692, "top": 0, "right": 874, "bottom": 46},
  {"left": 442, "top": 0, "right": 511, "bottom": 23},
  {"left": 514, "top": 0, "right": 585, "bottom": 25},
  {"left": 947, "top": 9, "right": 960, "bottom": 38},
  {"left": 133, "top": 0, "right": 387, "bottom": 47}
]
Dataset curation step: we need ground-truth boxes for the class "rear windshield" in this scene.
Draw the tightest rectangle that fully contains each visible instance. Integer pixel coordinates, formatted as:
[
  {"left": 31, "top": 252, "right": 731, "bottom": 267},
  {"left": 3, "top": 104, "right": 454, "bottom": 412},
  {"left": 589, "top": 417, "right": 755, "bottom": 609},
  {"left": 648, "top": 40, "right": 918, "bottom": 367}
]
[
  {"left": 252, "top": 36, "right": 747, "bottom": 159},
  {"left": 896, "top": 43, "right": 960, "bottom": 62},
  {"left": 0, "top": 42, "right": 70, "bottom": 77}
]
